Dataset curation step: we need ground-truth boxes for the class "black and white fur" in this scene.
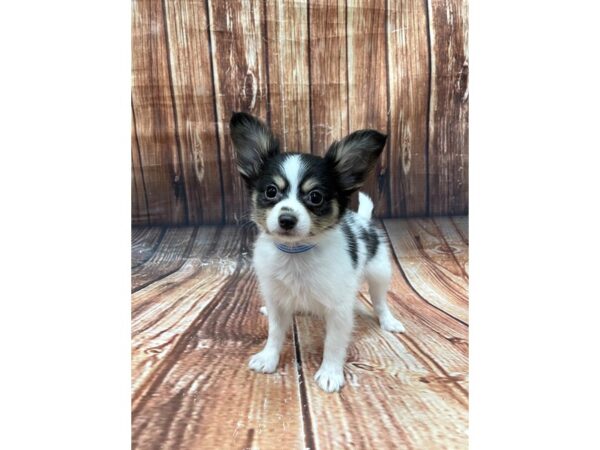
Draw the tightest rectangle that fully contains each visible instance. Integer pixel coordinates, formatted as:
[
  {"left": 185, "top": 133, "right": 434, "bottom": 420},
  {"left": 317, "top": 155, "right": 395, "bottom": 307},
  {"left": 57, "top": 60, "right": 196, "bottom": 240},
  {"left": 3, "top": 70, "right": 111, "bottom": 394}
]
[{"left": 230, "top": 112, "right": 405, "bottom": 393}]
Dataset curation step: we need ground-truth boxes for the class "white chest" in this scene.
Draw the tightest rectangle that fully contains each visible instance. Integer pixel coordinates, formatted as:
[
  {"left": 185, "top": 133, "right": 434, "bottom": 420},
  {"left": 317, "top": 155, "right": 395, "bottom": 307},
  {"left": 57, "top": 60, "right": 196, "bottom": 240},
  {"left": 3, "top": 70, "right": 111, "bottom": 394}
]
[{"left": 252, "top": 233, "right": 359, "bottom": 313}]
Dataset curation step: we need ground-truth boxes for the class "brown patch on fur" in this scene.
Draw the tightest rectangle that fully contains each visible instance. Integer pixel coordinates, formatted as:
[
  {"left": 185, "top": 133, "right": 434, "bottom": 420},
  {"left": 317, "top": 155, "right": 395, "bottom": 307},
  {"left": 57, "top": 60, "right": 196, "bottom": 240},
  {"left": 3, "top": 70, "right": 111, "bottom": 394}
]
[
  {"left": 251, "top": 191, "right": 270, "bottom": 231},
  {"left": 309, "top": 200, "right": 340, "bottom": 235},
  {"left": 301, "top": 177, "right": 319, "bottom": 193},
  {"left": 272, "top": 175, "right": 286, "bottom": 190}
]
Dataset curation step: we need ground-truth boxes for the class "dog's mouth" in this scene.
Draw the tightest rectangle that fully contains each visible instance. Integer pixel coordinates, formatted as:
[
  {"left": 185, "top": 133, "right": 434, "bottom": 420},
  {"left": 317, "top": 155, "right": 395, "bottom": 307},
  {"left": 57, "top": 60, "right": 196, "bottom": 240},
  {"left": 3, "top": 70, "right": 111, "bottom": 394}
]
[
  {"left": 274, "top": 229, "right": 299, "bottom": 238},
  {"left": 269, "top": 228, "right": 309, "bottom": 242}
]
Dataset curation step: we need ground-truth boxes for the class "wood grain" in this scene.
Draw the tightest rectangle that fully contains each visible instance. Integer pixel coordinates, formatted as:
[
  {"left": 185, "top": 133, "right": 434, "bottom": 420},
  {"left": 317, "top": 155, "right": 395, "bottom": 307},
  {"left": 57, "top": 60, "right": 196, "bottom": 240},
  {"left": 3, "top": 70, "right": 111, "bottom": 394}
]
[
  {"left": 387, "top": 0, "right": 429, "bottom": 216},
  {"left": 131, "top": 227, "right": 164, "bottom": 268},
  {"left": 427, "top": 0, "right": 469, "bottom": 215},
  {"left": 131, "top": 0, "right": 469, "bottom": 224},
  {"left": 132, "top": 227, "right": 237, "bottom": 401},
  {"left": 405, "top": 218, "right": 468, "bottom": 284},
  {"left": 132, "top": 218, "right": 468, "bottom": 448},
  {"left": 294, "top": 221, "right": 467, "bottom": 448},
  {"left": 132, "top": 0, "right": 187, "bottom": 224},
  {"left": 131, "top": 227, "right": 196, "bottom": 292},
  {"left": 132, "top": 226, "right": 306, "bottom": 450},
  {"left": 208, "top": 0, "right": 269, "bottom": 224},
  {"left": 434, "top": 216, "right": 468, "bottom": 276},
  {"left": 347, "top": 0, "right": 390, "bottom": 216},
  {"left": 163, "top": 0, "right": 224, "bottom": 224},
  {"left": 451, "top": 215, "right": 468, "bottom": 245},
  {"left": 132, "top": 110, "right": 149, "bottom": 226},
  {"left": 308, "top": 0, "right": 348, "bottom": 156},
  {"left": 265, "top": 0, "right": 311, "bottom": 153},
  {"left": 384, "top": 218, "right": 468, "bottom": 324}
]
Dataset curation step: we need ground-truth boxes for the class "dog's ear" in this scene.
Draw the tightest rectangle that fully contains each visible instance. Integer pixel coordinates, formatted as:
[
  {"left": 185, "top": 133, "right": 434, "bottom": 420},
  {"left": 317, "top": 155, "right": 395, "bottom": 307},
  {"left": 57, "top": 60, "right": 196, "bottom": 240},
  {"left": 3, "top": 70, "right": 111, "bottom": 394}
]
[
  {"left": 230, "top": 112, "right": 279, "bottom": 185},
  {"left": 324, "top": 130, "right": 387, "bottom": 193}
]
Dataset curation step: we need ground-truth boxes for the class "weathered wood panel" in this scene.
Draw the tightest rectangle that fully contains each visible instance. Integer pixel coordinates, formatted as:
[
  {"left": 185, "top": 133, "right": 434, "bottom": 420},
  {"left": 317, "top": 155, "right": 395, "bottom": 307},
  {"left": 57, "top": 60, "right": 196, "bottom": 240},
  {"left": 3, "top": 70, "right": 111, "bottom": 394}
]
[
  {"left": 265, "top": 0, "right": 311, "bottom": 153},
  {"left": 347, "top": 0, "right": 390, "bottom": 216},
  {"left": 131, "top": 218, "right": 468, "bottom": 448},
  {"left": 384, "top": 218, "right": 468, "bottom": 324},
  {"left": 132, "top": 111, "right": 149, "bottom": 226},
  {"left": 131, "top": 227, "right": 164, "bottom": 268},
  {"left": 131, "top": 227, "right": 196, "bottom": 292},
  {"left": 132, "top": 226, "right": 305, "bottom": 450},
  {"left": 131, "top": 0, "right": 469, "bottom": 225},
  {"left": 294, "top": 221, "right": 467, "bottom": 448},
  {"left": 434, "top": 216, "right": 469, "bottom": 276},
  {"left": 451, "top": 215, "right": 468, "bottom": 245},
  {"left": 132, "top": 227, "right": 237, "bottom": 402},
  {"left": 295, "top": 318, "right": 467, "bottom": 448},
  {"left": 163, "top": 0, "right": 224, "bottom": 224},
  {"left": 427, "top": 0, "right": 469, "bottom": 215},
  {"left": 208, "top": 0, "right": 269, "bottom": 223},
  {"left": 387, "top": 0, "right": 430, "bottom": 216},
  {"left": 308, "top": 0, "right": 348, "bottom": 157},
  {"left": 405, "top": 218, "right": 468, "bottom": 285},
  {"left": 132, "top": 0, "right": 187, "bottom": 224}
]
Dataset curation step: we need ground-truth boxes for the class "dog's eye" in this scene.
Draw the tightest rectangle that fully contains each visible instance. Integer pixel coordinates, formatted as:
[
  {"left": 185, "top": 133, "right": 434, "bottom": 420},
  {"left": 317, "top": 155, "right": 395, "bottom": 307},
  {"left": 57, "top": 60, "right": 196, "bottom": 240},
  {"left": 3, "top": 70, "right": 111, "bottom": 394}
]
[
  {"left": 265, "top": 184, "right": 278, "bottom": 199},
  {"left": 307, "top": 190, "right": 324, "bottom": 206}
]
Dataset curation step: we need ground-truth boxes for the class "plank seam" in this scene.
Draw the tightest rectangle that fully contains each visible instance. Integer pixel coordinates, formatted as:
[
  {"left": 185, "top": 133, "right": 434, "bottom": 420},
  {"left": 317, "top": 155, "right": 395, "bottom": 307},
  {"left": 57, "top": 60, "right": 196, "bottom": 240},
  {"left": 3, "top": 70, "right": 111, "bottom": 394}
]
[
  {"left": 160, "top": 0, "right": 190, "bottom": 224},
  {"left": 132, "top": 231, "right": 234, "bottom": 325},
  {"left": 131, "top": 98, "right": 151, "bottom": 225},
  {"left": 424, "top": 0, "right": 433, "bottom": 216},
  {"left": 431, "top": 217, "right": 469, "bottom": 280},
  {"left": 293, "top": 319, "right": 316, "bottom": 450},
  {"left": 344, "top": 0, "right": 350, "bottom": 134},
  {"left": 131, "top": 227, "right": 167, "bottom": 270},
  {"left": 204, "top": 0, "right": 227, "bottom": 225},
  {"left": 400, "top": 334, "right": 468, "bottom": 403},
  {"left": 132, "top": 227, "right": 199, "bottom": 293},
  {"left": 132, "top": 227, "right": 252, "bottom": 418},
  {"left": 132, "top": 228, "right": 225, "bottom": 330},
  {"left": 262, "top": 0, "right": 272, "bottom": 128},
  {"left": 381, "top": 220, "right": 468, "bottom": 327},
  {"left": 384, "top": 0, "right": 392, "bottom": 217},
  {"left": 405, "top": 219, "right": 469, "bottom": 301},
  {"left": 306, "top": 1, "right": 314, "bottom": 154},
  {"left": 450, "top": 216, "right": 468, "bottom": 245}
]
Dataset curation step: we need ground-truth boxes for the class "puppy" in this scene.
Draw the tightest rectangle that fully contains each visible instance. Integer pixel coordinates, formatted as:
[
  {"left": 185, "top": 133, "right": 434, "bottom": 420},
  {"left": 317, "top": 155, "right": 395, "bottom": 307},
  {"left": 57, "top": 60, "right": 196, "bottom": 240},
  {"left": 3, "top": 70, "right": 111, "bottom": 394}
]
[{"left": 229, "top": 112, "right": 405, "bottom": 393}]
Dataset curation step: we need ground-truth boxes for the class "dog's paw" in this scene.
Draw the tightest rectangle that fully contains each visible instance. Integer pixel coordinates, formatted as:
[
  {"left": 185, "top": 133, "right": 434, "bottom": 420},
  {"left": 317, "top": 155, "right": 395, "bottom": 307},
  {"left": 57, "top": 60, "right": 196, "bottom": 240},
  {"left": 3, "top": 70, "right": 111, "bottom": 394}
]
[
  {"left": 380, "top": 316, "right": 406, "bottom": 333},
  {"left": 248, "top": 350, "right": 279, "bottom": 373},
  {"left": 314, "top": 366, "right": 345, "bottom": 393},
  {"left": 259, "top": 306, "right": 268, "bottom": 316}
]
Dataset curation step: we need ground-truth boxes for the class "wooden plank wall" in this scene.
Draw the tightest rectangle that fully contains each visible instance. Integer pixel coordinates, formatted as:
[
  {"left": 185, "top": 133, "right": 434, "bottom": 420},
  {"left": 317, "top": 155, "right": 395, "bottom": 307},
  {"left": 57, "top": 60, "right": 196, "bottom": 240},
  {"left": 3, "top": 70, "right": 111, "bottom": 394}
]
[{"left": 131, "top": 0, "right": 468, "bottom": 225}]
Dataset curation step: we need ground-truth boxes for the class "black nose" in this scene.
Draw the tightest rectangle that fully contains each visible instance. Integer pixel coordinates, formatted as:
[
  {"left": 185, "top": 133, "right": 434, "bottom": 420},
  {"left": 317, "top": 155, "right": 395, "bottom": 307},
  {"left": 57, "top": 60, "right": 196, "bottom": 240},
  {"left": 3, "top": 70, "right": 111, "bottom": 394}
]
[{"left": 278, "top": 213, "right": 297, "bottom": 230}]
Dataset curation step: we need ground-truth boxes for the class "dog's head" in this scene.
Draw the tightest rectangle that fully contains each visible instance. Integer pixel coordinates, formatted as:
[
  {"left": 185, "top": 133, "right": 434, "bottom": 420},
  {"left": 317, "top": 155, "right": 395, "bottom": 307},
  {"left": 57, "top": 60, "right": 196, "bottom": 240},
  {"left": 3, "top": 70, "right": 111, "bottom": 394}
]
[{"left": 230, "top": 112, "right": 386, "bottom": 242}]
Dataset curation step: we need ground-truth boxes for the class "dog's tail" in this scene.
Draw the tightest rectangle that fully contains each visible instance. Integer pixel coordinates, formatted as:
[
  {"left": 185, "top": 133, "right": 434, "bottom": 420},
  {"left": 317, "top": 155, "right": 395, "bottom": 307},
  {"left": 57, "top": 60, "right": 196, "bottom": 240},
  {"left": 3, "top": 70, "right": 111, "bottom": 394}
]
[{"left": 357, "top": 192, "right": 374, "bottom": 219}]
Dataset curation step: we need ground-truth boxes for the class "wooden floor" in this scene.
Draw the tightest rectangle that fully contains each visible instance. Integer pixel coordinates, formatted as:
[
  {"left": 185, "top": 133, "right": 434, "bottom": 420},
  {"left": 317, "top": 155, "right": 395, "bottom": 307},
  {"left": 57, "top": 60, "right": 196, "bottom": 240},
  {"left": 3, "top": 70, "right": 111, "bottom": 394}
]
[{"left": 132, "top": 217, "right": 469, "bottom": 449}]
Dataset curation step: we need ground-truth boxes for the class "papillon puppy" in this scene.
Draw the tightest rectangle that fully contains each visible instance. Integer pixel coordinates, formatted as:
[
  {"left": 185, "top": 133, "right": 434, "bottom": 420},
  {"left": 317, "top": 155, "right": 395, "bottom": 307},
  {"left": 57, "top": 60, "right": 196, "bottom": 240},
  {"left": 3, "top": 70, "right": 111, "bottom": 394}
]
[{"left": 230, "top": 112, "right": 405, "bottom": 393}]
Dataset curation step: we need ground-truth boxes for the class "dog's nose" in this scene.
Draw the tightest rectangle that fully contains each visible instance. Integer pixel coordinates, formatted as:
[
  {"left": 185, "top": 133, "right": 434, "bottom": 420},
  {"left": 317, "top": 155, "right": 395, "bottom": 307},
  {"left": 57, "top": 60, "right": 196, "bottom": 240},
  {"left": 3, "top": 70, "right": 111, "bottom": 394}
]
[{"left": 278, "top": 213, "right": 298, "bottom": 230}]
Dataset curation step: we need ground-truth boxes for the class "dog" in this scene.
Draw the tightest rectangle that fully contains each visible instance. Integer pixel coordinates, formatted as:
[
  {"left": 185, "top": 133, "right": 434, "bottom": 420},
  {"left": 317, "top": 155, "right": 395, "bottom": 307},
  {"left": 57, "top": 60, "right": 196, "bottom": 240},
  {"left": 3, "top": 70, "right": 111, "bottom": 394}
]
[{"left": 229, "top": 112, "right": 405, "bottom": 393}]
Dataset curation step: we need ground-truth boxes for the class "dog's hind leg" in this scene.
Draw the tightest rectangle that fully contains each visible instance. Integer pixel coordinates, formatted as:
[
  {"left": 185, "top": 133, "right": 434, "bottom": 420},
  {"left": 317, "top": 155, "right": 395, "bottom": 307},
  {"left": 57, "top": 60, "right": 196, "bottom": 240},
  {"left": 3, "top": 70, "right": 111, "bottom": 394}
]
[{"left": 365, "top": 254, "right": 405, "bottom": 333}]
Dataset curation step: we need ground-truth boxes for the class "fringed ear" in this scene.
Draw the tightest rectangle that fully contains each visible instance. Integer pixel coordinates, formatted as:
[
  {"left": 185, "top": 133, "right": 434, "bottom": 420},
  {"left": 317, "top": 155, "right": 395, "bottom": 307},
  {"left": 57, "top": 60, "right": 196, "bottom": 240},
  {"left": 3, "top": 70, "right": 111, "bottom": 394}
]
[
  {"left": 324, "top": 130, "right": 387, "bottom": 193},
  {"left": 229, "top": 112, "right": 279, "bottom": 186}
]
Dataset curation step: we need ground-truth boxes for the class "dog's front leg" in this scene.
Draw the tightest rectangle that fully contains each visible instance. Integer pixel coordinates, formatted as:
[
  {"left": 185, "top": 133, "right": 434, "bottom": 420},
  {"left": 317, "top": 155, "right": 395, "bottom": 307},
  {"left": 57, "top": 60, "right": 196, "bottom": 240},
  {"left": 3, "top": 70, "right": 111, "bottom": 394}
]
[
  {"left": 249, "top": 299, "right": 292, "bottom": 373},
  {"left": 314, "top": 306, "right": 354, "bottom": 392}
]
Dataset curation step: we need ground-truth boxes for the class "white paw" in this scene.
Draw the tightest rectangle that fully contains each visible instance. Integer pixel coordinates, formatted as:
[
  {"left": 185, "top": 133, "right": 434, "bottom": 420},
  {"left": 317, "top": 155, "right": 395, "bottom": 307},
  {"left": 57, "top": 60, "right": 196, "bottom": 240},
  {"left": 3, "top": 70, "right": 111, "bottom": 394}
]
[
  {"left": 248, "top": 350, "right": 279, "bottom": 373},
  {"left": 380, "top": 315, "right": 406, "bottom": 333},
  {"left": 314, "top": 366, "right": 345, "bottom": 393},
  {"left": 259, "top": 306, "right": 268, "bottom": 316}
]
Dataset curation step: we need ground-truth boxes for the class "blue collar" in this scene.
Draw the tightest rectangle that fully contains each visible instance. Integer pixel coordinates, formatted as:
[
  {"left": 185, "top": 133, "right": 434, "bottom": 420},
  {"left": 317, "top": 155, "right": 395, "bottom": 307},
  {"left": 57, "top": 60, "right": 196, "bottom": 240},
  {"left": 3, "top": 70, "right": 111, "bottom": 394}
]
[{"left": 275, "top": 242, "right": 317, "bottom": 254}]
